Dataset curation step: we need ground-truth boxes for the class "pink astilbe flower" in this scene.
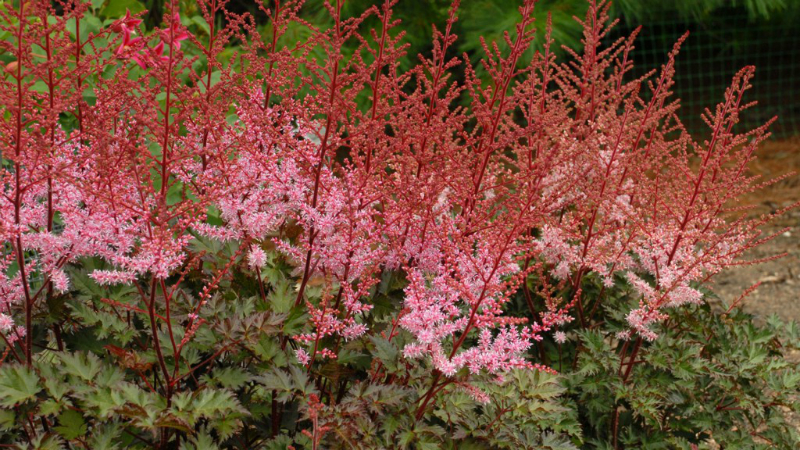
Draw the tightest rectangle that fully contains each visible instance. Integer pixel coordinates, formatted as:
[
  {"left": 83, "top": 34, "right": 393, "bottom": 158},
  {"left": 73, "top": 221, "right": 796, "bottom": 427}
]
[
  {"left": 296, "top": 348, "right": 311, "bottom": 366},
  {"left": 131, "top": 41, "right": 170, "bottom": 69},
  {"left": 110, "top": 9, "right": 143, "bottom": 34},
  {"left": 114, "top": 11, "right": 184, "bottom": 69},
  {"left": 49, "top": 269, "right": 69, "bottom": 294},
  {"left": 0, "top": 0, "right": 120, "bottom": 358},
  {"left": 459, "top": 382, "right": 492, "bottom": 404},
  {"left": 1, "top": 0, "right": 791, "bottom": 427},
  {"left": 0, "top": 314, "right": 14, "bottom": 333},
  {"left": 340, "top": 323, "right": 368, "bottom": 341},
  {"left": 248, "top": 246, "right": 268, "bottom": 270},
  {"left": 90, "top": 270, "right": 138, "bottom": 286},
  {"left": 160, "top": 13, "right": 190, "bottom": 50},
  {"left": 115, "top": 29, "right": 144, "bottom": 59}
]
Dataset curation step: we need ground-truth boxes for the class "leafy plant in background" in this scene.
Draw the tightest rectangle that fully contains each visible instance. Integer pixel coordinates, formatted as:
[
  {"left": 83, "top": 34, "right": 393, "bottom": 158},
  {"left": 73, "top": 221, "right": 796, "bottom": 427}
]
[
  {"left": 610, "top": 0, "right": 798, "bottom": 23},
  {"left": 95, "top": 0, "right": 800, "bottom": 75},
  {"left": 1, "top": 0, "right": 798, "bottom": 449}
]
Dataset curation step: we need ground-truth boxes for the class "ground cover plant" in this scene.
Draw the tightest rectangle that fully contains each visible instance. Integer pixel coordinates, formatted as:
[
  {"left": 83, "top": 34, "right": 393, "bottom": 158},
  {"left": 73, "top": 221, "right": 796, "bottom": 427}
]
[{"left": 1, "top": 0, "right": 799, "bottom": 448}]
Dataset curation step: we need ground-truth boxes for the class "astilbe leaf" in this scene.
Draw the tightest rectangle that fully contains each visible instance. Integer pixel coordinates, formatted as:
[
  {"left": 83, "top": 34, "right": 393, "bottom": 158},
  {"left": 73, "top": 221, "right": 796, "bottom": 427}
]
[{"left": 0, "top": 364, "right": 41, "bottom": 407}]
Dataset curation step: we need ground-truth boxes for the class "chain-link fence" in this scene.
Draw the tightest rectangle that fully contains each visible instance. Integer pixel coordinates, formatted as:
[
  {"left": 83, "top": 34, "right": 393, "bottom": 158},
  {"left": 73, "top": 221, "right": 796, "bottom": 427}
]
[{"left": 608, "top": 8, "right": 800, "bottom": 139}]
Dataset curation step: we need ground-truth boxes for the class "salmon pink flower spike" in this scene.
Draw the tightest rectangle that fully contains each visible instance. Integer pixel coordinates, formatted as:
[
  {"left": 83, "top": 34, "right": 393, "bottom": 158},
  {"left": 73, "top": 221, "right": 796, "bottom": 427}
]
[
  {"left": 131, "top": 52, "right": 147, "bottom": 69},
  {"left": 160, "top": 13, "right": 190, "bottom": 50},
  {"left": 0, "top": 314, "right": 13, "bottom": 333},
  {"left": 152, "top": 41, "right": 170, "bottom": 63},
  {"left": 110, "top": 9, "right": 142, "bottom": 34},
  {"left": 248, "top": 246, "right": 267, "bottom": 270},
  {"left": 131, "top": 41, "right": 170, "bottom": 69},
  {"left": 115, "top": 29, "right": 142, "bottom": 58}
]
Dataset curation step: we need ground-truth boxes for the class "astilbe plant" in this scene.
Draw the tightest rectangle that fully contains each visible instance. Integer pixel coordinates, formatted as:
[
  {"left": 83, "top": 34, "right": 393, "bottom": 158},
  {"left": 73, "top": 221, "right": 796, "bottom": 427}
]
[{"left": 0, "top": 0, "right": 797, "bottom": 448}]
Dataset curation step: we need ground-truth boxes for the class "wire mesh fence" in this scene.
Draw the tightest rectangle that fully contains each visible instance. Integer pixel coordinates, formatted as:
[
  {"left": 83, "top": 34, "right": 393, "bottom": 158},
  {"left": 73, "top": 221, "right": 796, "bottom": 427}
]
[{"left": 608, "top": 8, "right": 800, "bottom": 139}]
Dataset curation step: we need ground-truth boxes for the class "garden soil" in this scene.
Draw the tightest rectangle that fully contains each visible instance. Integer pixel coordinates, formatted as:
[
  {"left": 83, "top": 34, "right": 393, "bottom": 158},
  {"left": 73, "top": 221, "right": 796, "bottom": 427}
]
[{"left": 709, "top": 137, "right": 800, "bottom": 324}]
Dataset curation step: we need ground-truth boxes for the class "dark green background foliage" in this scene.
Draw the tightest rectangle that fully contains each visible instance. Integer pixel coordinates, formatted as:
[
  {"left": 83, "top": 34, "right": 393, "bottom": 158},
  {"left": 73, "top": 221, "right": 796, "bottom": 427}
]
[
  {"left": 170, "top": 0, "right": 799, "bottom": 137},
  {"left": 13, "top": 0, "right": 796, "bottom": 135}
]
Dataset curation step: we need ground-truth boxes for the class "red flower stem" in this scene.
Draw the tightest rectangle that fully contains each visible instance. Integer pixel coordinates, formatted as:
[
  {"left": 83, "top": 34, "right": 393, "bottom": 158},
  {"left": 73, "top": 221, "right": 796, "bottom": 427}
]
[
  {"left": 414, "top": 371, "right": 442, "bottom": 421},
  {"left": 159, "top": 279, "right": 179, "bottom": 373},
  {"left": 294, "top": 1, "right": 343, "bottom": 308},
  {"left": 397, "top": 2, "right": 457, "bottom": 248},
  {"left": 620, "top": 336, "right": 642, "bottom": 384},
  {"left": 262, "top": 0, "right": 282, "bottom": 110},
  {"left": 13, "top": 0, "right": 34, "bottom": 368},
  {"left": 0, "top": 332, "right": 22, "bottom": 364},
  {"left": 364, "top": 0, "right": 392, "bottom": 173},
  {"left": 41, "top": 8, "right": 63, "bottom": 352},
  {"left": 148, "top": 278, "right": 172, "bottom": 404},
  {"left": 75, "top": 12, "right": 83, "bottom": 136},
  {"left": 469, "top": 0, "right": 535, "bottom": 211},
  {"left": 665, "top": 71, "right": 749, "bottom": 269},
  {"left": 415, "top": 193, "right": 534, "bottom": 420},
  {"left": 199, "top": 0, "right": 217, "bottom": 175}
]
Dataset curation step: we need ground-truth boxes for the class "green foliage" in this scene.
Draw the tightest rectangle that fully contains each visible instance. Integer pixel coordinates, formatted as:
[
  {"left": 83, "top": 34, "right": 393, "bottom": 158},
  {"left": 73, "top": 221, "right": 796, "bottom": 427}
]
[
  {"left": 293, "top": 368, "right": 579, "bottom": 449},
  {"left": 557, "top": 281, "right": 800, "bottom": 449},
  {"left": 460, "top": 0, "right": 587, "bottom": 61},
  {"left": 101, "top": 0, "right": 147, "bottom": 18},
  {"left": 3, "top": 239, "right": 797, "bottom": 448},
  {"left": 611, "top": 0, "right": 797, "bottom": 23},
  {"left": 0, "top": 365, "right": 41, "bottom": 407}
]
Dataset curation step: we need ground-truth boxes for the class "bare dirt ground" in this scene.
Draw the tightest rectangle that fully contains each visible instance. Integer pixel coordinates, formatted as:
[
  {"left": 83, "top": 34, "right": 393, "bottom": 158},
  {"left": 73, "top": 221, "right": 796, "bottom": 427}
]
[{"left": 710, "top": 137, "right": 800, "bottom": 322}]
